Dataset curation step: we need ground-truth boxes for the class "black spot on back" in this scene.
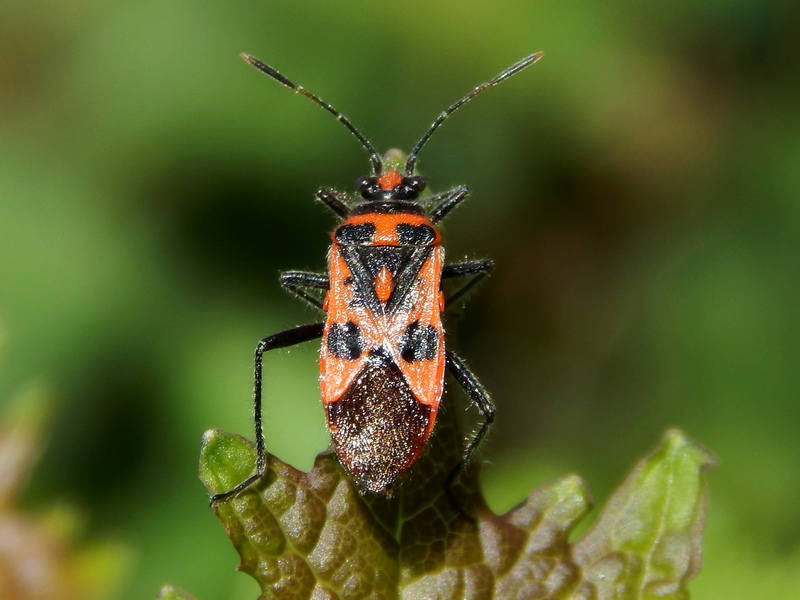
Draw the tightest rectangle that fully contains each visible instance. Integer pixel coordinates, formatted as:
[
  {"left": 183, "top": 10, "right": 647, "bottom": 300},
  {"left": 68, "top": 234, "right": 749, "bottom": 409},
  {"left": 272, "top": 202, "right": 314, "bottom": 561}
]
[
  {"left": 335, "top": 223, "right": 376, "bottom": 245},
  {"left": 399, "top": 320, "right": 439, "bottom": 362},
  {"left": 327, "top": 321, "right": 364, "bottom": 360},
  {"left": 396, "top": 223, "right": 436, "bottom": 246}
]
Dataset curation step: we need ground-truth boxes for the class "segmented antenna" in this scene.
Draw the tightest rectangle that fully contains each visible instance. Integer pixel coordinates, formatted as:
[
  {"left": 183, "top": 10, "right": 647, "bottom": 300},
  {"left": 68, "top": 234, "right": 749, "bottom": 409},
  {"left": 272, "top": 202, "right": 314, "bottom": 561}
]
[
  {"left": 241, "top": 53, "right": 384, "bottom": 175},
  {"left": 405, "top": 51, "right": 544, "bottom": 176}
]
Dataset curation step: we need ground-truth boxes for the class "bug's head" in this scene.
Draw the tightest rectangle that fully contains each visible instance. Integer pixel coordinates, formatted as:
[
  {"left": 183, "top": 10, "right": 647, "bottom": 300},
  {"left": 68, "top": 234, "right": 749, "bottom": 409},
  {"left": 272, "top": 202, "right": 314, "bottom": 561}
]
[{"left": 356, "top": 169, "right": 427, "bottom": 202}]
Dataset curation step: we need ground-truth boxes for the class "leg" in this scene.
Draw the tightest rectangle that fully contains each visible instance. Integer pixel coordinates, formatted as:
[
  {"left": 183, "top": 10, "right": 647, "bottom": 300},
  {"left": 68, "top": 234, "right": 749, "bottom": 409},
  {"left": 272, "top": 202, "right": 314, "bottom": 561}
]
[
  {"left": 442, "top": 259, "right": 494, "bottom": 305},
  {"left": 316, "top": 187, "right": 350, "bottom": 218},
  {"left": 211, "top": 322, "right": 325, "bottom": 502},
  {"left": 444, "top": 350, "right": 496, "bottom": 493},
  {"left": 428, "top": 186, "right": 470, "bottom": 224},
  {"left": 279, "top": 270, "right": 330, "bottom": 310}
]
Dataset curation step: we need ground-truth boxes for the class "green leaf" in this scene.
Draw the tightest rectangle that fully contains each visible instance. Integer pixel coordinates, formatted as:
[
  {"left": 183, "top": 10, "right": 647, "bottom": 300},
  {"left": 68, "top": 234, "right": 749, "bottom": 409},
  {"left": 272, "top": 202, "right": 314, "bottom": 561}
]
[
  {"left": 573, "top": 429, "right": 719, "bottom": 600},
  {"left": 199, "top": 416, "right": 716, "bottom": 599}
]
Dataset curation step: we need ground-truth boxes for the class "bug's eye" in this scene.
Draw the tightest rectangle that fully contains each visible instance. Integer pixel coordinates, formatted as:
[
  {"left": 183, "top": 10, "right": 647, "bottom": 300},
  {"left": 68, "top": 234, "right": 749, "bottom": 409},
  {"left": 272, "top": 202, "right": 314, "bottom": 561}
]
[
  {"left": 357, "top": 176, "right": 381, "bottom": 199},
  {"left": 392, "top": 176, "right": 427, "bottom": 200},
  {"left": 407, "top": 176, "right": 426, "bottom": 193}
]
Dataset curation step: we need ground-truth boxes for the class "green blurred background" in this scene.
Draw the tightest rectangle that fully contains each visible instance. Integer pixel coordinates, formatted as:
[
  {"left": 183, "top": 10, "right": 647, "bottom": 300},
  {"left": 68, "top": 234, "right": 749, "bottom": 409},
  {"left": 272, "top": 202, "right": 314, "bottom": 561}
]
[{"left": 2, "top": 0, "right": 799, "bottom": 598}]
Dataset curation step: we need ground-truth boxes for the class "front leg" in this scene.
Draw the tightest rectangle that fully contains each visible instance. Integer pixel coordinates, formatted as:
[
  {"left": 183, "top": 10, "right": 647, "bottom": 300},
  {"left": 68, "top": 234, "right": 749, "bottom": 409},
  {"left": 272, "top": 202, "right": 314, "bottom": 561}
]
[
  {"left": 427, "top": 186, "right": 470, "bottom": 224},
  {"left": 316, "top": 187, "right": 350, "bottom": 218},
  {"left": 210, "top": 322, "right": 325, "bottom": 503}
]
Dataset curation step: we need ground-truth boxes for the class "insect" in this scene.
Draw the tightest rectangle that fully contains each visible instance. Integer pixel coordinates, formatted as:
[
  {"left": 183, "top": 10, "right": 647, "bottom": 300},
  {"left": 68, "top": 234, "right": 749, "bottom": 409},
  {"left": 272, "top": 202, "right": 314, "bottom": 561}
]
[{"left": 211, "top": 50, "right": 543, "bottom": 502}]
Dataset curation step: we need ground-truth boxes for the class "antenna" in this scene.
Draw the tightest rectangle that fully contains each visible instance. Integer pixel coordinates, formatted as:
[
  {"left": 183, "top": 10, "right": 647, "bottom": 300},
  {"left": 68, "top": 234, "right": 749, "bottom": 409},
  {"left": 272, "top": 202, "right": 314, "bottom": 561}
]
[
  {"left": 405, "top": 51, "right": 544, "bottom": 175},
  {"left": 241, "top": 53, "right": 384, "bottom": 175}
]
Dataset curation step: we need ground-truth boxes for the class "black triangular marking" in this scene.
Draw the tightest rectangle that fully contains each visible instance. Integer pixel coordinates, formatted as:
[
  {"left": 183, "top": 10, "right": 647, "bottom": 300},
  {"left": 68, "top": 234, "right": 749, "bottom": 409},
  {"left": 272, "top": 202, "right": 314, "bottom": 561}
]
[{"left": 338, "top": 245, "right": 432, "bottom": 315}]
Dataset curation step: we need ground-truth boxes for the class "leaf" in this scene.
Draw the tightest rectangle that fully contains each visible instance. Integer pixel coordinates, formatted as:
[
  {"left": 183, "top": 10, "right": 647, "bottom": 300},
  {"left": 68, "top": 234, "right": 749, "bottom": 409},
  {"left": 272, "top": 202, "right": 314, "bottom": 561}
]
[
  {"left": 199, "top": 404, "right": 716, "bottom": 599},
  {"left": 572, "top": 429, "right": 719, "bottom": 600}
]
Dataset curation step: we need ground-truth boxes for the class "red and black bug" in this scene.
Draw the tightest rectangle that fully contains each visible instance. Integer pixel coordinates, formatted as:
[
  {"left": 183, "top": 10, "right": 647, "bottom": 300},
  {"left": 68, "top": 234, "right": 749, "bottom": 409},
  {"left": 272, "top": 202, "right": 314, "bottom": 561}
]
[{"left": 212, "top": 50, "right": 543, "bottom": 501}]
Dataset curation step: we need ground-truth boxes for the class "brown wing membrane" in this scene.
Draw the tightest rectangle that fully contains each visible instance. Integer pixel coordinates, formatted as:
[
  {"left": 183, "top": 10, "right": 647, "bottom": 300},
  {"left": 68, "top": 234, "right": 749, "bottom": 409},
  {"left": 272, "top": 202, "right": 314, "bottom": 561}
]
[{"left": 326, "top": 349, "right": 432, "bottom": 495}]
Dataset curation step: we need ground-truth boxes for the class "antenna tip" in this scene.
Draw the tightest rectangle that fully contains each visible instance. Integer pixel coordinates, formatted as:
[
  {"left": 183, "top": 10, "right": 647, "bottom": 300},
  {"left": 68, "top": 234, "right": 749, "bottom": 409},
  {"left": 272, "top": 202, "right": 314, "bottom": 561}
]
[
  {"left": 241, "top": 52, "right": 255, "bottom": 63},
  {"left": 521, "top": 51, "right": 545, "bottom": 67}
]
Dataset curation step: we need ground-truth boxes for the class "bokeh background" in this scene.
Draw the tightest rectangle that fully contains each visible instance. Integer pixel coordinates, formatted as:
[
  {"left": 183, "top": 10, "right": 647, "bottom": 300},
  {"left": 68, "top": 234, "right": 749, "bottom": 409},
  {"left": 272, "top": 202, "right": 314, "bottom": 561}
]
[{"left": 2, "top": 0, "right": 799, "bottom": 598}]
